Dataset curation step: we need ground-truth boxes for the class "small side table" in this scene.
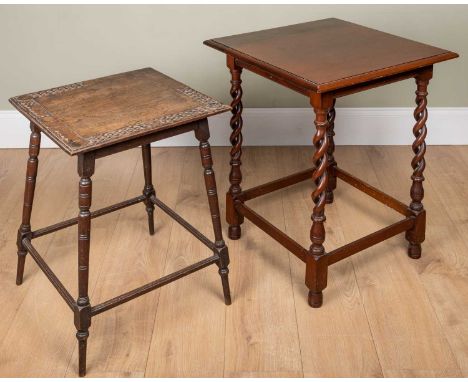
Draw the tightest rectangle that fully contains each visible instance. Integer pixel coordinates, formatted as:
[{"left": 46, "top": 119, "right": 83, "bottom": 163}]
[
  {"left": 204, "top": 18, "right": 458, "bottom": 308},
  {"left": 10, "top": 68, "right": 232, "bottom": 376}
]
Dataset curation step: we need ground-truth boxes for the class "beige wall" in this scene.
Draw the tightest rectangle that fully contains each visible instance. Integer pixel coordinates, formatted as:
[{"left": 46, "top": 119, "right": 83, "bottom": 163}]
[{"left": 1, "top": 5, "right": 467, "bottom": 110}]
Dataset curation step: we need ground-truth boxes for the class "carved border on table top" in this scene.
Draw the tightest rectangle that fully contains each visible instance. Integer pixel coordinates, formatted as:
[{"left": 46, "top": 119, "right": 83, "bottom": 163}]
[
  {"left": 15, "top": 82, "right": 85, "bottom": 101},
  {"left": 85, "top": 87, "right": 228, "bottom": 146},
  {"left": 11, "top": 85, "right": 230, "bottom": 154}
]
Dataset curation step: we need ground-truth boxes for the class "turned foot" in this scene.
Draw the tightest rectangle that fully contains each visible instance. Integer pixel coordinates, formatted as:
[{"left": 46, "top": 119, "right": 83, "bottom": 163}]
[
  {"left": 408, "top": 242, "right": 421, "bottom": 259},
  {"left": 228, "top": 225, "right": 241, "bottom": 240},
  {"left": 308, "top": 290, "right": 323, "bottom": 308}
]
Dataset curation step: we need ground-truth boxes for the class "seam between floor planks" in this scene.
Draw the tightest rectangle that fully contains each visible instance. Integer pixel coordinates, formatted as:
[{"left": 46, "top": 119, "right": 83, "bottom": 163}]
[{"left": 0, "top": 147, "right": 466, "bottom": 377}]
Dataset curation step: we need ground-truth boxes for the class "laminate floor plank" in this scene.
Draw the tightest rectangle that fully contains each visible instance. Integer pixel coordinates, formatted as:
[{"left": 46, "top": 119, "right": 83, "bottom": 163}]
[
  {"left": 276, "top": 147, "right": 382, "bottom": 377},
  {"left": 65, "top": 147, "right": 186, "bottom": 377},
  {"left": 341, "top": 146, "right": 460, "bottom": 377},
  {"left": 0, "top": 149, "right": 81, "bottom": 377},
  {"left": 145, "top": 147, "right": 229, "bottom": 377},
  {"left": 0, "top": 146, "right": 466, "bottom": 378},
  {"left": 222, "top": 147, "right": 303, "bottom": 378},
  {"left": 378, "top": 145, "right": 468, "bottom": 377},
  {"left": 0, "top": 149, "right": 52, "bottom": 343}
]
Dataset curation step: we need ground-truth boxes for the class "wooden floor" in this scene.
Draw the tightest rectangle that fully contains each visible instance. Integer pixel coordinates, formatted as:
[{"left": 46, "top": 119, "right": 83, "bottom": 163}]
[{"left": 0, "top": 146, "right": 467, "bottom": 377}]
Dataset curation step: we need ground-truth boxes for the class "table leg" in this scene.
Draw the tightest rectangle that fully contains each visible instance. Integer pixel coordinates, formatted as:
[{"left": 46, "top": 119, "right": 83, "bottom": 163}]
[
  {"left": 75, "top": 153, "right": 94, "bottom": 377},
  {"left": 326, "top": 99, "right": 337, "bottom": 204},
  {"left": 195, "top": 120, "right": 231, "bottom": 305},
  {"left": 226, "top": 56, "right": 244, "bottom": 240},
  {"left": 16, "top": 122, "right": 41, "bottom": 285},
  {"left": 306, "top": 95, "right": 333, "bottom": 308},
  {"left": 142, "top": 144, "right": 156, "bottom": 235},
  {"left": 406, "top": 70, "right": 432, "bottom": 259}
]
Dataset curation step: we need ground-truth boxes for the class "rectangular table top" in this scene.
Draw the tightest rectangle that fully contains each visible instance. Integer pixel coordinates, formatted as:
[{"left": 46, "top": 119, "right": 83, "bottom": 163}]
[
  {"left": 10, "top": 68, "right": 230, "bottom": 155},
  {"left": 204, "top": 18, "right": 458, "bottom": 93}
]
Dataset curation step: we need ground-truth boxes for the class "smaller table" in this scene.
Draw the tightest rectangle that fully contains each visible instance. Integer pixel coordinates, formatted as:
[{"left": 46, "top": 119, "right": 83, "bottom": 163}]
[
  {"left": 10, "top": 68, "right": 232, "bottom": 376},
  {"left": 204, "top": 18, "right": 458, "bottom": 308}
]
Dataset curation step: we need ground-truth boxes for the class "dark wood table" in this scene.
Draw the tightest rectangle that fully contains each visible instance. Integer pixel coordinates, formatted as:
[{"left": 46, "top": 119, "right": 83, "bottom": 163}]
[
  {"left": 204, "top": 18, "right": 458, "bottom": 308},
  {"left": 10, "top": 68, "right": 232, "bottom": 376}
]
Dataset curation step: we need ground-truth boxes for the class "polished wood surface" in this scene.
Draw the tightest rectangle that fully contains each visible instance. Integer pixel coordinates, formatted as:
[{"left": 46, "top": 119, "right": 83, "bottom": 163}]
[
  {"left": 206, "top": 18, "right": 458, "bottom": 308},
  {"left": 9, "top": 68, "right": 230, "bottom": 155},
  {"left": 205, "top": 18, "right": 458, "bottom": 93},
  {"left": 0, "top": 146, "right": 466, "bottom": 377}
]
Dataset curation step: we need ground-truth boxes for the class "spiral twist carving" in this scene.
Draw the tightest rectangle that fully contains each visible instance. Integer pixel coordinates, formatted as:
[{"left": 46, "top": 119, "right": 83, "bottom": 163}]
[
  {"left": 410, "top": 79, "right": 429, "bottom": 212},
  {"left": 310, "top": 108, "right": 329, "bottom": 256},
  {"left": 326, "top": 100, "right": 337, "bottom": 203},
  {"left": 312, "top": 111, "right": 329, "bottom": 212},
  {"left": 327, "top": 101, "right": 337, "bottom": 169},
  {"left": 229, "top": 68, "right": 243, "bottom": 196}
]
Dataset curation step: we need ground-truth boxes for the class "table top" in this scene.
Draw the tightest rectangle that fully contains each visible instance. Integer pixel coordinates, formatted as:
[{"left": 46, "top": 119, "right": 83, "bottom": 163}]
[
  {"left": 204, "top": 18, "right": 458, "bottom": 93},
  {"left": 10, "top": 68, "right": 230, "bottom": 155}
]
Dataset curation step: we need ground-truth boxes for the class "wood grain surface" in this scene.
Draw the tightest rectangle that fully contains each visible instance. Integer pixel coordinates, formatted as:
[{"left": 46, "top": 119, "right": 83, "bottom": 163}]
[
  {"left": 205, "top": 18, "right": 458, "bottom": 93},
  {"left": 1, "top": 146, "right": 466, "bottom": 377},
  {"left": 9, "top": 68, "right": 230, "bottom": 155}
]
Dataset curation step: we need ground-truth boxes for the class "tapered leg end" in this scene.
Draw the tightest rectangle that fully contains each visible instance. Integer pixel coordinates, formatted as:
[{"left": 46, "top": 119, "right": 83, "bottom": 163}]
[
  {"left": 76, "top": 330, "right": 89, "bottom": 377},
  {"left": 16, "top": 252, "right": 26, "bottom": 285},
  {"left": 224, "top": 293, "right": 232, "bottom": 306},
  {"left": 218, "top": 268, "right": 232, "bottom": 305},
  {"left": 145, "top": 205, "right": 155, "bottom": 236}
]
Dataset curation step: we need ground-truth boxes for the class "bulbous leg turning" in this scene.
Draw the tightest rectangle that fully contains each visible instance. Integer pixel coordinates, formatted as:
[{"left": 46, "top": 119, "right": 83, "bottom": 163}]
[{"left": 16, "top": 123, "right": 41, "bottom": 285}]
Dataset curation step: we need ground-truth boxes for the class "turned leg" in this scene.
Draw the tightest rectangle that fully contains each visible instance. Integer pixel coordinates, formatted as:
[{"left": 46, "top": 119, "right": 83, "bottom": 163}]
[
  {"left": 406, "top": 70, "right": 432, "bottom": 259},
  {"left": 16, "top": 122, "right": 41, "bottom": 285},
  {"left": 74, "top": 153, "right": 94, "bottom": 377},
  {"left": 195, "top": 120, "right": 231, "bottom": 305},
  {"left": 325, "top": 99, "right": 337, "bottom": 204},
  {"left": 226, "top": 56, "right": 244, "bottom": 240},
  {"left": 142, "top": 144, "right": 156, "bottom": 235},
  {"left": 305, "top": 95, "right": 333, "bottom": 308}
]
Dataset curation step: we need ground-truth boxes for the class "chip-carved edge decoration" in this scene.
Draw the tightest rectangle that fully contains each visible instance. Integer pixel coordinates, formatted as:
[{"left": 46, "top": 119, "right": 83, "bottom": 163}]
[
  {"left": 29, "top": 82, "right": 85, "bottom": 99},
  {"left": 10, "top": 81, "right": 87, "bottom": 150},
  {"left": 84, "top": 86, "right": 229, "bottom": 147},
  {"left": 15, "top": 98, "right": 53, "bottom": 120},
  {"left": 10, "top": 83, "right": 229, "bottom": 154}
]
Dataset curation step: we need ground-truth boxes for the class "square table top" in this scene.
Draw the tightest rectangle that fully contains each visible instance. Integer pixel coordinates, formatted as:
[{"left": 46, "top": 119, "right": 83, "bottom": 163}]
[
  {"left": 204, "top": 18, "right": 458, "bottom": 93},
  {"left": 10, "top": 68, "right": 230, "bottom": 155}
]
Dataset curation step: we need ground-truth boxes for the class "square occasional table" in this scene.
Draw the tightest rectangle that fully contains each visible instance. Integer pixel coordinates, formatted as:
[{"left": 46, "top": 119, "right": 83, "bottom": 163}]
[
  {"left": 10, "top": 68, "right": 232, "bottom": 376},
  {"left": 204, "top": 18, "right": 458, "bottom": 308}
]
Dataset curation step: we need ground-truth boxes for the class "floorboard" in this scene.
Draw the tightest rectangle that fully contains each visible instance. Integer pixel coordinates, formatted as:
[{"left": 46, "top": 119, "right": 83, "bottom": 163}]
[{"left": 0, "top": 146, "right": 466, "bottom": 377}]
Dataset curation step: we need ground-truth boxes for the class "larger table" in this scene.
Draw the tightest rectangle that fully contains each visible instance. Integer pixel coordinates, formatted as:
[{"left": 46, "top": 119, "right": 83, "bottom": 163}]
[{"left": 204, "top": 18, "right": 458, "bottom": 308}]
